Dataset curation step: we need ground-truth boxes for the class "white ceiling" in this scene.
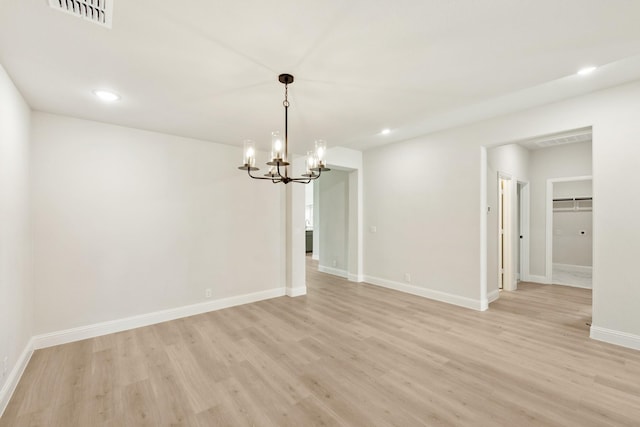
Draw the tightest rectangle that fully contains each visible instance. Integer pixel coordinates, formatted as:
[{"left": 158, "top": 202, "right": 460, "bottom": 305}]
[{"left": 2, "top": 0, "right": 640, "bottom": 154}]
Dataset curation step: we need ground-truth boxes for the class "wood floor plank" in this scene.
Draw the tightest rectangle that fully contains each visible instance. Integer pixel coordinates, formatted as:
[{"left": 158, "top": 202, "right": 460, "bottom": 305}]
[{"left": 2, "top": 256, "right": 640, "bottom": 426}]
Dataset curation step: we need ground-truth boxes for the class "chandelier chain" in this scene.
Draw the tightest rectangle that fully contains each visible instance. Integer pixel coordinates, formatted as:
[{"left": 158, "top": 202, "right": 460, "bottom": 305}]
[{"left": 283, "top": 84, "right": 289, "bottom": 108}]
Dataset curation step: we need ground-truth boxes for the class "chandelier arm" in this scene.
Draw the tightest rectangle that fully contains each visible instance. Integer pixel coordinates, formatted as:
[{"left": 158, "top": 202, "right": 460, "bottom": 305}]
[
  {"left": 291, "top": 170, "right": 321, "bottom": 183},
  {"left": 301, "top": 169, "right": 321, "bottom": 182},
  {"left": 247, "top": 168, "right": 279, "bottom": 181},
  {"left": 276, "top": 161, "right": 285, "bottom": 180},
  {"left": 288, "top": 168, "right": 323, "bottom": 183}
]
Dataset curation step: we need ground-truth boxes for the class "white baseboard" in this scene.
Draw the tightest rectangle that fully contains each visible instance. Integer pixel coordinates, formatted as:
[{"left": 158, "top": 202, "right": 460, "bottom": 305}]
[
  {"left": 552, "top": 280, "right": 592, "bottom": 289},
  {"left": 286, "top": 286, "right": 307, "bottom": 297},
  {"left": 312, "top": 253, "right": 319, "bottom": 261},
  {"left": 590, "top": 325, "right": 640, "bottom": 351},
  {"left": 553, "top": 263, "right": 592, "bottom": 273},
  {"left": 348, "top": 273, "right": 364, "bottom": 282},
  {"left": 487, "top": 289, "right": 500, "bottom": 304},
  {"left": 527, "top": 274, "right": 592, "bottom": 289},
  {"left": 32, "top": 287, "right": 285, "bottom": 350},
  {"left": 363, "top": 275, "right": 484, "bottom": 311},
  {"left": 528, "top": 274, "right": 550, "bottom": 284},
  {"left": 318, "top": 265, "right": 348, "bottom": 279},
  {"left": 0, "top": 337, "right": 35, "bottom": 418},
  {"left": 480, "top": 289, "right": 500, "bottom": 310}
]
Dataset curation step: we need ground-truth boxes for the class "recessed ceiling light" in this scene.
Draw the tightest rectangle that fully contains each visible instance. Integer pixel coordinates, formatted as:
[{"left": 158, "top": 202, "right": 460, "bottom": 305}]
[
  {"left": 577, "top": 66, "right": 597, "bottom": 76},
  {"left": 381, "top": 128, "right": 391, "bottom": 135},
  {"left": 93, "top": 89, "right": 120, "bottom": 102}
]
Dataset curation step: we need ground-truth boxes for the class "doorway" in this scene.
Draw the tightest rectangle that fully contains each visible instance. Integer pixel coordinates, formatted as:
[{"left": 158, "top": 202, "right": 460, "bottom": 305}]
[
  {"left": 305, "top": 181, "right": 314, "bottom": 255},
  {"left": 307, "top": 149, "right": 364, "bottom": 284},
  {"left": 315, "top": 169, "right": 350, "bottom": 279},
  {"left": 546, "top": 177, "right": 593, "bottom": 288},
  {"left": 498, "top": 174, "right": 529, "bottom": 292},
  {"left": 483, "top": 128, "right": 592, "bottom": 313}
]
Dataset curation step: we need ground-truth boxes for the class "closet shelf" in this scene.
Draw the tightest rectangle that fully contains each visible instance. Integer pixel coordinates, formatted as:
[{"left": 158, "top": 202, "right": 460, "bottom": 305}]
[{"left": 553, "top": 196, "right": 592, "bottom": 212}]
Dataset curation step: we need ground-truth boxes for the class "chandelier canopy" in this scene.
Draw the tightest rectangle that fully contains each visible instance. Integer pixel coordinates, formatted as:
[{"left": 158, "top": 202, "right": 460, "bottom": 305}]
[{"left": 238, "top": 74, "right": 330, "bottom": 184}]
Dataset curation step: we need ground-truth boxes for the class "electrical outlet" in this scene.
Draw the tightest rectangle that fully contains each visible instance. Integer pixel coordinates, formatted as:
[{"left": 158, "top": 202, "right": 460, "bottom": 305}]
[
  {"left": 205, "top": 288, "right": 212, "bottom": 298},
  {"left": 332, "top": 259, "right": 338, "bottom": 267},
  {"left": 404, "top": 273, "right": 411, "bottom": 283}
]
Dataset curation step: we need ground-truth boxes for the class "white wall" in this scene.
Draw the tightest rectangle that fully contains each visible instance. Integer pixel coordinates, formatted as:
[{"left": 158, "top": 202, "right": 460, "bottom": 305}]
[
  {"left": 553, "top": 211, "right": 592, "bottom": 266},
  {"left": 363, "top": 79, "right": 640, "bottom": 348},
  {"left": 284, "top": 158, "right": 306, "bottom": 297},
  {"left": 318, "top": 169, "right": 349, "bottom": 276},
  {"left": 0, "top": 65, "right": 33, "bottom": 406},
  {"left": 554, "top": 180, "right": 592, "bottom": 198},
  {"left": 31, "top": 112, "right": 283, "bottom": 334},
  {"left": 486, "top": 144, "right": 530, "bottom": 295},
  {"left": 529, "top": 142, "right": 592, "bottom": 276},
  {"left": 365, "top": 137, "right": 482, "bottom": 308},
  {"left": 487, "top": 143, "right": 530, "bottom": 180}
]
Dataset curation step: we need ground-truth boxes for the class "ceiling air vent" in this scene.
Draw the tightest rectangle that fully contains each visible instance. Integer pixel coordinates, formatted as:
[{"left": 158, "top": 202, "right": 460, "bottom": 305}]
[
  {"left": 534, "top": 132, "right": 591, "bottom": 149},
  {"left": 516, "top": 127, "right": 592, "bottom": 151},
  {"left": 48, "top": 0, "right": 113, "bottom": 29}
]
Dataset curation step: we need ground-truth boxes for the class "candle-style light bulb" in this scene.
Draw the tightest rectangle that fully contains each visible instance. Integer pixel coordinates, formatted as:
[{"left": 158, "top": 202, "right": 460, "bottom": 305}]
[
  {"left": 315, "top": 140, "right": 327, "bottom": 167},
  {"left": 306, "top": 151, "right": 317, "bottom": 174},
  {"left": 243, "top": 140, "right": 256, "bottom": 167},
  {"left": 271, "top": 131, "right": 284, "bottom": 162}
]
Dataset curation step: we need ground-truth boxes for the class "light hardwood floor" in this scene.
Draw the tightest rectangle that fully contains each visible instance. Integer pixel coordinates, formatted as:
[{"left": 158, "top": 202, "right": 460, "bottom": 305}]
[{"left": 2, "top": 257, "right": 640, "bottom": 426}]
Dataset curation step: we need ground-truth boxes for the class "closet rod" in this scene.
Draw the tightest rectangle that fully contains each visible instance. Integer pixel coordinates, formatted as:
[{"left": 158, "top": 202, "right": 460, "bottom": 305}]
[{"left": 553, "top": 196, "right": 592, "bottom": 202}]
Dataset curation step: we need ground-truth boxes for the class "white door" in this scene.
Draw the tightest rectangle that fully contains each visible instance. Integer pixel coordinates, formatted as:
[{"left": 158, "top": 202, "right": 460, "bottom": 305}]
[{"left": 499, "top": 176, "right": 517, "bottom": 291}]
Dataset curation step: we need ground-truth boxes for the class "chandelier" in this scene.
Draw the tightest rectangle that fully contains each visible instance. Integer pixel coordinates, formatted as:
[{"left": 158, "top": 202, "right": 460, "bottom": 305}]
[{"left": 238, "top": 74, "right": 330, "bottom": 184}]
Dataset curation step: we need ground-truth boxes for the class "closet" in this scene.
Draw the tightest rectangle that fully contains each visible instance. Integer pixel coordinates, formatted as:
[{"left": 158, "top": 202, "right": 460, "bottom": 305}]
[{"left": 552, "top": 181, "right": 592, "bottom": 288}]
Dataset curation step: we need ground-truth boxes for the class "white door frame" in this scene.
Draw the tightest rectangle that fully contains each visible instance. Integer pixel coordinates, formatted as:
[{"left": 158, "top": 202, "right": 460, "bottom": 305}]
[
  {"left": 315, "top": 165, "right": 363, "bottom": 282},
  {"left": 480, "top": 147, "right": 530, "bottom": 309},
  {"left": 498, "top": 175, "right": 511, "bottom": 291},
  {"left": 498, "top": 172, "right": 521, "bottom": 291},
  {"left": 497, "top": 173, "right": 530, "bottom": 291},
  {"left": 545, "top": 175, "right": 593, "bottom": 284},
  {"left": 312, "top": 181, "right": 320, "bottom": 260},
  {"left": 518, "top": 181, "right": 531, "bottom": 282}
]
